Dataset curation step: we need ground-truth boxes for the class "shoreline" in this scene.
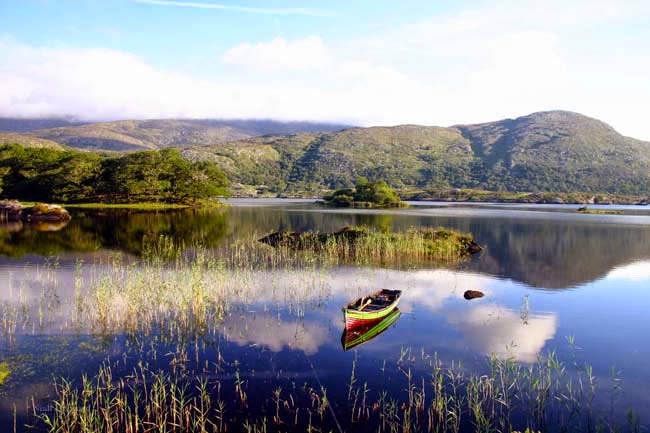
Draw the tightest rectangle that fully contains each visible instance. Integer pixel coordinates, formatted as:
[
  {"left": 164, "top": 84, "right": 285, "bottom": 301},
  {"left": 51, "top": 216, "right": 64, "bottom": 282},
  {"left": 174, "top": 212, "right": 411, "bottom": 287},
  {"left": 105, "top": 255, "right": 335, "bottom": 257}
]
[{"left": 230, "top": 190, "right": 650, "bottom": 206}]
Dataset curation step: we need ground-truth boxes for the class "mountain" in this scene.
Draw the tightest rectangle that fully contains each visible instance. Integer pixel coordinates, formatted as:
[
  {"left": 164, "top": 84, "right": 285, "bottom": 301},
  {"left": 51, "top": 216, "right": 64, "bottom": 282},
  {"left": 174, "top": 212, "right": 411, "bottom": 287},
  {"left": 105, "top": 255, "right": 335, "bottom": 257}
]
[
  {"left": 0, "top": 133, "right": 66, "bottom": 150},
  {"left": 0, "top": 117, "right": 88, "bottom": 132},
  {"left": 2, "top": 111, "right": 649, "bottom": 195},
  {"left": 183, "top": 111, "right": 650, "bottom": 195},
  {"left": 2, "top": 118, "right": 351, "bottom": 152}
]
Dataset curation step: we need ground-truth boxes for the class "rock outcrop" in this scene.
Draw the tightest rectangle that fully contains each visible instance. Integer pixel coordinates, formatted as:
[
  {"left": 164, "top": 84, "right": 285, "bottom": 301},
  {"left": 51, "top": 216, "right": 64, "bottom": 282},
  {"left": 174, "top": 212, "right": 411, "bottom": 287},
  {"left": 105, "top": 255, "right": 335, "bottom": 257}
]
[{"left": 0, "top": 201, "right": 71, "bottom": 222}]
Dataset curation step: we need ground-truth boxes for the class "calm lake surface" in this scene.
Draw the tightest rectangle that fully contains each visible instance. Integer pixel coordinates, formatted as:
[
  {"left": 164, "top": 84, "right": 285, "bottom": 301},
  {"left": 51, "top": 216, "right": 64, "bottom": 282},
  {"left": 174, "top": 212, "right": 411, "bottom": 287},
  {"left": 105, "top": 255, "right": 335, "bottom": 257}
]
[{"left": 1, "top": 199, "right": 650, "bottom": 431}]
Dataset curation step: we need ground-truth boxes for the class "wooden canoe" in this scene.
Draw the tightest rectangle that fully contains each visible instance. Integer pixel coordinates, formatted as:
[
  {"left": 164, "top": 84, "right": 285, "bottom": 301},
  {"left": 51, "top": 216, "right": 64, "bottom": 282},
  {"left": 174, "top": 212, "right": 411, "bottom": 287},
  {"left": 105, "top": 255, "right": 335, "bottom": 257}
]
[{"left": 343, "top": 289, "right": 401, "bottom": 330}]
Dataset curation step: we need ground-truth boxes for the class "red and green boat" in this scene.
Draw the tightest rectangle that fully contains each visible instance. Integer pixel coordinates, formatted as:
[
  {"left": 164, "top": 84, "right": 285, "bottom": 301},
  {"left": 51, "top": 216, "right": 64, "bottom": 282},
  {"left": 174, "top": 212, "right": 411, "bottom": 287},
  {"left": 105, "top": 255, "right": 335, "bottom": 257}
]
[
  {"left": 341, "top": 308, "right": 401, "bottom": 351},
  {"left": 343, "top": 289, "right": 402, "bottom": 330}
]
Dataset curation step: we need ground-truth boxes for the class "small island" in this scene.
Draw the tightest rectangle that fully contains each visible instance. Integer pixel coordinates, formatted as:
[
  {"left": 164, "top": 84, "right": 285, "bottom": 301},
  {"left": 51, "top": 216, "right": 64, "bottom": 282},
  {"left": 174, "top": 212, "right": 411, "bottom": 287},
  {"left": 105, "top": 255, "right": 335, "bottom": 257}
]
[
  {"left": 322, "top": 178, "right": 407, "bottom": 208},
  {"left": 259, "top": 226, "right": 482, "bottom": 264}
]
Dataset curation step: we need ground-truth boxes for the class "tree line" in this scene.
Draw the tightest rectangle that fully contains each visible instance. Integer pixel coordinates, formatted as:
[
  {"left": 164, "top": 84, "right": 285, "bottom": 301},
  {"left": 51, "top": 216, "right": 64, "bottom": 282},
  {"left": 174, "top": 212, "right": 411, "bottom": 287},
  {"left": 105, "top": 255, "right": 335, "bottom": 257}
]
[{"left": 0, "top": 144, "right": 229, "bottom": 203}]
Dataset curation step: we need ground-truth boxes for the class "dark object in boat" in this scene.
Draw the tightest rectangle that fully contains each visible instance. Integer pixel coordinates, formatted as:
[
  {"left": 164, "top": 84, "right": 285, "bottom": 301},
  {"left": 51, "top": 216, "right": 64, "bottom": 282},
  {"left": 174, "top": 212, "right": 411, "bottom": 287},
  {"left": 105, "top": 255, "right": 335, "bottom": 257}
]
[
  {"left": 463, "top": 290, "right": 484, "bottom": 300},
  {"left": 343, "top": 289, "right": 401, "bottom": 330},
  {"left": 341, "top": 308, "right": 401, "bottom": 351}
]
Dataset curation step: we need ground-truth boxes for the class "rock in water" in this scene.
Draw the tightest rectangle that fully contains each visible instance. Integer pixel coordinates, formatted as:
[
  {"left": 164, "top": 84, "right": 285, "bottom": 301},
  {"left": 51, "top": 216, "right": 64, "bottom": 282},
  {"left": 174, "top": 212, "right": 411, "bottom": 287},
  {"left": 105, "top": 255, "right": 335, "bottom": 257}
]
[
  {"left": 0, "top": 200, "right": 23, "bottom": 221},
  {"left": 0, "top": 201, "right": 71, "bottom": 222},
  {"left": 22, "top": 203, "right": 71, "bottom": 222},
  {"left": 463, "top": 290, "right": 484, "bottom": 300}
]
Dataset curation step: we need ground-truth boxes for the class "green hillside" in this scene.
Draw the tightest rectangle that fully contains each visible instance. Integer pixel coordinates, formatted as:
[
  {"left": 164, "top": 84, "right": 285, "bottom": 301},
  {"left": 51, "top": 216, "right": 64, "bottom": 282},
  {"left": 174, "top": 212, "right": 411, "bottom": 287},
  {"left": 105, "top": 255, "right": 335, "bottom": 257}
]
[
  {"left": 2, "top": 111, "right": 649, "bottom": 195},
  {"left": 186, "top": 111, "right": 650, "bottom": 195}
]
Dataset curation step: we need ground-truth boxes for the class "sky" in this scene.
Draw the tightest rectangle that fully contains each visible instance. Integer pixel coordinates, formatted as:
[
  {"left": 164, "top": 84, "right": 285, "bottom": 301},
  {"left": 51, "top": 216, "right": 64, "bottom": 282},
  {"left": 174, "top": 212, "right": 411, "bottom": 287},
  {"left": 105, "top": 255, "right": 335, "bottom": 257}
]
[{"left": 1, "top": 0, "right": 649, "bottom": 139}]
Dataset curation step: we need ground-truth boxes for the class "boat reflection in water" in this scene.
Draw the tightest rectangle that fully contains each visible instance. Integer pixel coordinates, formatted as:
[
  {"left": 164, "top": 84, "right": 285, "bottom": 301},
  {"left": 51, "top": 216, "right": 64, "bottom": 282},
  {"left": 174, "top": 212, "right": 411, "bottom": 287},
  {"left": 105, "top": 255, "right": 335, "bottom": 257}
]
[{"left": 341, "top": 308, "right": 402, "bottom": 351}]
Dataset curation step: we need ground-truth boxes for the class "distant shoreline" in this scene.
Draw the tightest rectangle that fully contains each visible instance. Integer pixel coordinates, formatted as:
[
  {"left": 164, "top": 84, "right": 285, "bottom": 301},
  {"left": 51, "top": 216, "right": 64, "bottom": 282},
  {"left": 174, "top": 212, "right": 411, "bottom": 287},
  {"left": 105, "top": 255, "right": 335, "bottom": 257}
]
[{"left": 232, "top": 190, "right": 649, "bottom": 206}]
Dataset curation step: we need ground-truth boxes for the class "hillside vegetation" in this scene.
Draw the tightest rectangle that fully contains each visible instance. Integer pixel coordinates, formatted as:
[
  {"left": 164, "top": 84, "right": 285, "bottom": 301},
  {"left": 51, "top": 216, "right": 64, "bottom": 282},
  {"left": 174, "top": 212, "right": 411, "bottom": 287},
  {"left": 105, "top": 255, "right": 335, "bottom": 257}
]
[
  {"left": 0, "top": 144, "right": 228, "bottom": 204},
  {"left": 185, "top": 111, "right": 650, "bottom": 195},
  {"left": 0, "top": 133, "right": 67, "bottom": 150},
  {"left": 2, "top": 111, "right": 650, "bottom": 195}
]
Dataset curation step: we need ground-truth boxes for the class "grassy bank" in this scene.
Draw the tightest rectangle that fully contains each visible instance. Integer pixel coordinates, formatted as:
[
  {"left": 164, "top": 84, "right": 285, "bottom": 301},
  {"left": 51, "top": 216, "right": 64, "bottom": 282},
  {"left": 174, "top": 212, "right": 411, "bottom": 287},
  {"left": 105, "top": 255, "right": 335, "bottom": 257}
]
[
  {"left": 64, "top": 202, "right": 191, "bottom": 210},
  {"left": 577, "top": 208, "right": 624, "bottom": 215},
  {"left": 402, "top": 188, "right": 650, "bottom": 205}
]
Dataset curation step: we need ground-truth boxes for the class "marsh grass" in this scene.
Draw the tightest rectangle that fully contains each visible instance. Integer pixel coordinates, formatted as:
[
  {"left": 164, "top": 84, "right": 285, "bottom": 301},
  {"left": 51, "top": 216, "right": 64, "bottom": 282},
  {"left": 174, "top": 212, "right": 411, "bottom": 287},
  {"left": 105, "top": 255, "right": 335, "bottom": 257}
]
[
  {"left": 38, "top": 348, "right": 643, "bottom": 433},
  {"left": 251, "top": 226, "right": 480, "bottom": 268}
]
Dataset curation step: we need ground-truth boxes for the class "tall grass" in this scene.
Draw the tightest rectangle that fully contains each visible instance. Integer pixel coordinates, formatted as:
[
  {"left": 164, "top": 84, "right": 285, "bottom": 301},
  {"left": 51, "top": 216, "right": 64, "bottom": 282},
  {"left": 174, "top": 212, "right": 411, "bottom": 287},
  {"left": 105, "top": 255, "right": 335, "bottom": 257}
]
[{"left": 38, "top": 349, "right": 643, "bottom": 433}]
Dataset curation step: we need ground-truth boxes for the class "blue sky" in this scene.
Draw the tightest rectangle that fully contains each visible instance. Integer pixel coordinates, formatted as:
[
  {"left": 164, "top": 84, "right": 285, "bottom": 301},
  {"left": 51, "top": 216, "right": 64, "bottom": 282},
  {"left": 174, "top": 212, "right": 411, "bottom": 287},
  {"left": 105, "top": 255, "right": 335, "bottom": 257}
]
[
  {"left": 1, "top": 0, "right": 649, "bottom": 139},
  {"left": 0, "top": 1, "right": 463, "bottom": 71}
]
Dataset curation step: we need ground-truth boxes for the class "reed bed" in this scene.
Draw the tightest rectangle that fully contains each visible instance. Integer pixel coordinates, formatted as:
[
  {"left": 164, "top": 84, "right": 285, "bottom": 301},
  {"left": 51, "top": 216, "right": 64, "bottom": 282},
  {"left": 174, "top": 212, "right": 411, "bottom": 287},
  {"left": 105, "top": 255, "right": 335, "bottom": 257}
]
[
  {"left": 37, "top": 349, "right": 643, "bottom": 433},
  {"left": 222, "top": 226, "right": 480, "bottom": 270}
]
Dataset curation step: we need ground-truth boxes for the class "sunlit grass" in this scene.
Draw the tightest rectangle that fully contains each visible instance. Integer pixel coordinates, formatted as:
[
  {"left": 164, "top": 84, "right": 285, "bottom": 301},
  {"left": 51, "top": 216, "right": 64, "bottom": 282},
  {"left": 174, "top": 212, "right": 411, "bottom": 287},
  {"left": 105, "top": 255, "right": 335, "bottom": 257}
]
[
  {"left": 64, "top": 202, "right": 191, "bottom": 210},
  {"left": 38, "top": 347, "right": 642, "bottom": 433}
]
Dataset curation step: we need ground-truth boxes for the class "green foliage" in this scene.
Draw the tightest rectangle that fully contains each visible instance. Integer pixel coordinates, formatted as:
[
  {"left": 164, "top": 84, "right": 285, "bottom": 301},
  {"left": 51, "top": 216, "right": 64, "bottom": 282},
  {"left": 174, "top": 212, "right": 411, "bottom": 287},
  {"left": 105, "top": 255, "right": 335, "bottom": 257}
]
[
  {"left": 324, "top": 179, "right": 404, "bottom": 208},
  {"left": 0, "top": 144, "right": 229, "bottom": 204}
]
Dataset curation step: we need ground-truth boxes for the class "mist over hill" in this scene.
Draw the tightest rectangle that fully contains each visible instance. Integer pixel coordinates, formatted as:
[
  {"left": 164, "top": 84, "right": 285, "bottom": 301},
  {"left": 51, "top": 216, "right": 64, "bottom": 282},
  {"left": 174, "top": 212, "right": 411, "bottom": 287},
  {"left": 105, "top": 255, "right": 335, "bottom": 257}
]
[{"left": 0, "top": 118, "right": 351, "bottom": 152}]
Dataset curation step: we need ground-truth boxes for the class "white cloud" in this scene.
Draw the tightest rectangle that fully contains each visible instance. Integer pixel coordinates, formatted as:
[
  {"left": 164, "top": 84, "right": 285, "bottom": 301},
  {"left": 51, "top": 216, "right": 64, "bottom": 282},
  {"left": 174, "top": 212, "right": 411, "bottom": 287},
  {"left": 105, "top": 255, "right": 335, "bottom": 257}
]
[
  {"left": 606, "top": 261, "right": 650, "bottom": 282},
  {"left": 222, "top": 36, "right": 332, "bottom": 71},
  {"left": 221, "top": 314, "right": 329, "bottom": 354},
  {"left": 449, "top": 304, "right": 558, "bottom": 363},
  {"left": 1, "top": 0, "right": 650, "bottom": 138}
]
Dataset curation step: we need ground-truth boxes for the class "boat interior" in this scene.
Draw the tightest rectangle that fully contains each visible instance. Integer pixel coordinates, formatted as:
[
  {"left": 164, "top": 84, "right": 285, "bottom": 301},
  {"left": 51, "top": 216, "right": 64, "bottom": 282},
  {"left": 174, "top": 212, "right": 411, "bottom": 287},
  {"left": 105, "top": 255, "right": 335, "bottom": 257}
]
[{"left": 348, "top": 290, "right": 400, "bottom": 311}]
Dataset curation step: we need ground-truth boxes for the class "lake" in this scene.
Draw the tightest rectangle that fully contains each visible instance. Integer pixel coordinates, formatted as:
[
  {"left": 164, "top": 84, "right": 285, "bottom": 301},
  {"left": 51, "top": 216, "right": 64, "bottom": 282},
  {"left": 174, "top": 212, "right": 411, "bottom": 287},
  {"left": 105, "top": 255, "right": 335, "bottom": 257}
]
[{"left": 1, "top": 199, "right": 650, "bottom": 432}]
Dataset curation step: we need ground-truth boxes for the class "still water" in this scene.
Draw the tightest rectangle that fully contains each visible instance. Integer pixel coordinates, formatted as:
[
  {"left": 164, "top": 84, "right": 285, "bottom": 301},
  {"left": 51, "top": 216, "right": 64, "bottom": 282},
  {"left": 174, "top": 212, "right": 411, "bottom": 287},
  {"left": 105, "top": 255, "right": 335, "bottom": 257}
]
[{"left": 1, "top": 199, "right": 650, "bottom": 431}]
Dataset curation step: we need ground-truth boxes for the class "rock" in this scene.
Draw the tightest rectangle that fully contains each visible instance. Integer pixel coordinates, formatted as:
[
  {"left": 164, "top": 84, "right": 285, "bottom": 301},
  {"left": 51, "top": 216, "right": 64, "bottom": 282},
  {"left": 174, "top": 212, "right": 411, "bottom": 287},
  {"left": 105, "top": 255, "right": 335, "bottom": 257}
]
[
  {"left": 466, "top": 240, "right": 482, "bottom": 254},
  {"left": 31, "top": 220, "right": 70, "bottom": 232},
  {"left": 0, "top": 200, "right": 24, "bottom": 221},
  {"left": 258, "top": 231, "right": 310, "bottom": 248},
  {"left": 0, "top": 201, "right": 71, "bottom": 223},
  {"left": 463, "top": 290, "right": 484, "bottom": 300},
  {"left": 577, "top": 206, "right": 587, "bottom": 212},
  {"left": 22, "top": 203, "right": 71, "bottom": 222},
  {"left": 259, "top": 226, "right": 368, "bottom": 249}
]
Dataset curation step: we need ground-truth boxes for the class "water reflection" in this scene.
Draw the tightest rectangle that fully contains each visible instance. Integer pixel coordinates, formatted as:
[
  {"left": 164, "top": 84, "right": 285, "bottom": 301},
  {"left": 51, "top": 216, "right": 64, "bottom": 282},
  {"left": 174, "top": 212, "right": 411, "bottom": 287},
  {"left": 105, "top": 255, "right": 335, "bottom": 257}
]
[
  {"left": 221, "top": 313, "right": 329, "bottom": 355},
  {"left": 3, "top": 203, "right": 650, "bottom": 290},
  {"left": 448, "top": 304, "right": 557, "bottom": 363},
  {"left": 341, "top": 308, "right": 401, "bottom": 351},
  {"left": 607, "top": 260, "right": 650, "bottom": 281}
]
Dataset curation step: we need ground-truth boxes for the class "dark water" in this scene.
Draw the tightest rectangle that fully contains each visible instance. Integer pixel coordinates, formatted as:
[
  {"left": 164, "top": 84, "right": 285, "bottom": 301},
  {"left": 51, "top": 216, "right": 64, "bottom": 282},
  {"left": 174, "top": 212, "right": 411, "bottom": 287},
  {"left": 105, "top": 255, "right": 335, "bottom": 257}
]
[{"left": 1, "top": 199, "right": 650, "bottom": 431}]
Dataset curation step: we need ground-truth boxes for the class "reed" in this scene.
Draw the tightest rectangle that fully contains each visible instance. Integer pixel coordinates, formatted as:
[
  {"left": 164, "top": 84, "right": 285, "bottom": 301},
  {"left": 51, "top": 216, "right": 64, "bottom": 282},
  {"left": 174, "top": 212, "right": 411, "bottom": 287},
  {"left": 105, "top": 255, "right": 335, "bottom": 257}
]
[{"left": 38, "top": 348, "right": 643, "bottom": 433}]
